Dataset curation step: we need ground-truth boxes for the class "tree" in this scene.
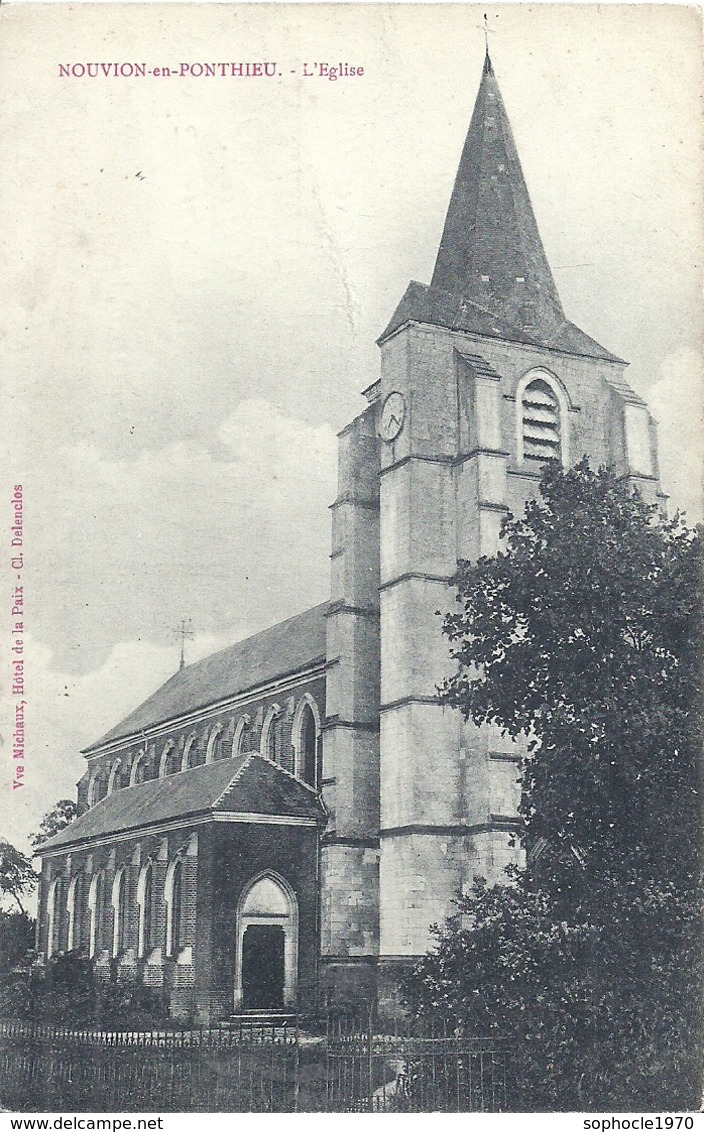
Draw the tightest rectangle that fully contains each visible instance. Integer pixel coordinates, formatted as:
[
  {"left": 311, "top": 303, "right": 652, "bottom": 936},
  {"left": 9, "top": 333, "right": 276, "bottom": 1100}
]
[
  {"left": 0, "top": 839, "right": 37, "bottom": 916},
  {"left": 0, "top": 909, "right": 35, "bottom": 977},
  {"left": 443, "top": 459, "right": 701, "bottom": 899},
  {"left": 404, "top": 461, "right": 703, "bottom": 1110},
  {"left": 30, "top": 799, "right": 77, "bottom": 849}
]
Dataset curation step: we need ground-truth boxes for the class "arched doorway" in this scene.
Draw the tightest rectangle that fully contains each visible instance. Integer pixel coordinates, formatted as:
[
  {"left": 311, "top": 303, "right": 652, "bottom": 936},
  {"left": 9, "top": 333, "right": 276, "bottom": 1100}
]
[{"left": 234, "top": 873, "right": 298, "bottom": 1012}]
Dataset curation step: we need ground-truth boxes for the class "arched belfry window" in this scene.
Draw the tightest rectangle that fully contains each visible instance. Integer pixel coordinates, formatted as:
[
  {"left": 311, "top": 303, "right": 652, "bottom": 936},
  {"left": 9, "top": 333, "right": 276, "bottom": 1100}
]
[
  {"left": 522, "top": 379, "right": 560, "bottom": 462},
  {"left": 517, "top": 370, "right": 569, "bottom": 468}
]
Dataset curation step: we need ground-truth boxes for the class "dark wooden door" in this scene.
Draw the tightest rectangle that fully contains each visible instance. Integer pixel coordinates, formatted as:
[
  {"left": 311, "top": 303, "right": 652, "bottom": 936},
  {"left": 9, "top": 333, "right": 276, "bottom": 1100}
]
[{"left": 241, "top": 924, "right": 285, "bottom": 1010}]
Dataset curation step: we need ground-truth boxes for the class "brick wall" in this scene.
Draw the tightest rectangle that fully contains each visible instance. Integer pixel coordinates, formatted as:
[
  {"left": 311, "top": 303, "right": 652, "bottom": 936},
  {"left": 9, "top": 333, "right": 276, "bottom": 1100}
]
[
  {"left": 37, "top": 816, "right": 320, "bottom": 1023},
  {"left": 77, "top": 674, "right": 325, "bottom": 813}
]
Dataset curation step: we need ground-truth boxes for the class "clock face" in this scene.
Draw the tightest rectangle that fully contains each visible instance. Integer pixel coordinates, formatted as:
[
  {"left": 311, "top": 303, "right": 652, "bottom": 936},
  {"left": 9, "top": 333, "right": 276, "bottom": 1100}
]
[{"left": 379, "top": 391, "right": 406, "bottom": 442}]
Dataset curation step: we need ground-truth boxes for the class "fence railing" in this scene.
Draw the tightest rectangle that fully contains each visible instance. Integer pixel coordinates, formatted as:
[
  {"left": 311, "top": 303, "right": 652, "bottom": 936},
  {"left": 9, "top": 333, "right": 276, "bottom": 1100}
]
[
  {"left": 325, "top": 1012, "right": 508, "bottom": 1112},
  {"left": 0, "top": 1019, "right": 301, "bottom": 1112},
  {"left": 0, "top": 1016, "right": 511, "bottom": 1113},
  {"left": 0, "top": 1018, "right": 298, "bottom": 1048}
]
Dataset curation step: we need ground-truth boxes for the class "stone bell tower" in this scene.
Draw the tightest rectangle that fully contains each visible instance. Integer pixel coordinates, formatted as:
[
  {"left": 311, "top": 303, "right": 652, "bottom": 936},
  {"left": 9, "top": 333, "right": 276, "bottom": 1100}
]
[{"left": 371, "top": 52, "right": 664, "bottom": 1010}]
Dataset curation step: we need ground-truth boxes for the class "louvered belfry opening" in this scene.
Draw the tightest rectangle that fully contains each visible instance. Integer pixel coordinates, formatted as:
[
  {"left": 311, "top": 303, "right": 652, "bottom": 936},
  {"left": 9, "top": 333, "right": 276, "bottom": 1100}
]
[{"left": 522, "top": 378, "right": 561, "bottom": 462}]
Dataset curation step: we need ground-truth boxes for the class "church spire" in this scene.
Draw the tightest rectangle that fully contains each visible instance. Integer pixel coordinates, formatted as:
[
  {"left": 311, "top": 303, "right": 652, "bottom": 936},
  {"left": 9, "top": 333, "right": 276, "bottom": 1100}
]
[
  {"left": 430, "top": 52, "right": 565, "bottom": 341},
  {"left": 378, "top": 54, "right": 621, "bottom": 362}
]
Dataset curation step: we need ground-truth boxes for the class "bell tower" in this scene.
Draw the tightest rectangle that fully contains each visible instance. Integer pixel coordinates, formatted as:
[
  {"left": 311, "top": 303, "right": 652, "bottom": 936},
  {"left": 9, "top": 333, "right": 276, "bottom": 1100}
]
[{"left": 372, "top": 52, "right": 664, "bottom": 1011}]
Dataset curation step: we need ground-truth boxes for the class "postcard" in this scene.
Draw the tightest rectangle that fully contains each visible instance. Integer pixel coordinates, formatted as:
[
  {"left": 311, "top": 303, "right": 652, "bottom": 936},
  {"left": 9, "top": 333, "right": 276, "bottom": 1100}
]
[{"left": 0, "top": 3, "right": 701, "bottom": 1116}]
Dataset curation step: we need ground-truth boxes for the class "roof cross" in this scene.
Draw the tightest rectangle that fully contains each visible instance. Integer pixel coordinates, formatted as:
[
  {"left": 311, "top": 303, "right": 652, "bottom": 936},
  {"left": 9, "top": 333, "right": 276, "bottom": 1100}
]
[
  {"left": 172, "top": 618, "right": 195, "bottom": 671},
  {"left": 478, "top": 13, "right": 495, "bottom": 67}
]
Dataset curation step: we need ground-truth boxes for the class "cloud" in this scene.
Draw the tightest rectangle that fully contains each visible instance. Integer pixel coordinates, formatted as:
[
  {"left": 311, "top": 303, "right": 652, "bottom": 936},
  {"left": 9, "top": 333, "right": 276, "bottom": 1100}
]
[
  {"left": 22, "top": 399, "right": 337, "bottom": 675},
  {"left": 6, "top": 401, "right": 337, "bottom": 853},
  {"left": 219, "top": 398, "right": 337, "bottom": 480}
]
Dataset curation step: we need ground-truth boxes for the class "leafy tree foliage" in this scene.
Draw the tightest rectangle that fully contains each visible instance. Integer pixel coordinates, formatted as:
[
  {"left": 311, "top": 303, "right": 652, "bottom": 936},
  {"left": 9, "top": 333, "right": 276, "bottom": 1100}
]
[
  {"left": 30, "top": 799, "right": 77, "bottom": 849},
  {"left": 0, "top": 952, "right": 165, "bottom": 1028},
  {"left": 0, "top": 839, "right": 36, "bottom": 916},
  {"left": 0, "top": 910, "right": 35, "bottom": 973},
  {"left": 404, "top": 462, "right": 702, "bottom": 1110}
]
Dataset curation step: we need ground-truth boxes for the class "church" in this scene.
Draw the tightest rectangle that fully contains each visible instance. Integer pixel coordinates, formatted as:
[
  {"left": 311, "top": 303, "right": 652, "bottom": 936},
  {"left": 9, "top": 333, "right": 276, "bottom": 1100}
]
[{"left": 35, "top": 52, "right": 664, "bottom": 1022}]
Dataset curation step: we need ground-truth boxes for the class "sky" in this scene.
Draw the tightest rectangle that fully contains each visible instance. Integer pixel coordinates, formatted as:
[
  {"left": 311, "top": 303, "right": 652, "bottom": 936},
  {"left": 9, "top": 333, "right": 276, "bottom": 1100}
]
[{"left": 1, "top": 3, "right": 702, "bottom": 859}]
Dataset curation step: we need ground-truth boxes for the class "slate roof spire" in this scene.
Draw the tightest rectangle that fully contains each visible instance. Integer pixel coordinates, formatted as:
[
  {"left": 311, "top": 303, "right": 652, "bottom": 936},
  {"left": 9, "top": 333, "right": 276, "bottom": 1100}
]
[
  {"left": 430, "top": 49, "right": 565, "bottom": 341},
  {"left": 378, "top": 54, "right": 622, "bottom": 363}
]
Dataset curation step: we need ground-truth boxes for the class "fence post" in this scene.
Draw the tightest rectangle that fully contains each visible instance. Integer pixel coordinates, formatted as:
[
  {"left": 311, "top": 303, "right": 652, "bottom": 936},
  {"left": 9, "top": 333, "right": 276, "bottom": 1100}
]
[
  {"left": 293, "top": 1016, "right": 300, "bottom": 1113},
  {"left": 366, "top": 1004, "right": 373, "bottom": 1112}
]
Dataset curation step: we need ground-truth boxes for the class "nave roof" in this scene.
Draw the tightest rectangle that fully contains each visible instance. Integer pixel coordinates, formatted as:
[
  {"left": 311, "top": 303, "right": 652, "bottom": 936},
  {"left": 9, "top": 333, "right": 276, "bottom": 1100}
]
[{"left": 85, "top": 602, "right": 328, "bottom": 753}]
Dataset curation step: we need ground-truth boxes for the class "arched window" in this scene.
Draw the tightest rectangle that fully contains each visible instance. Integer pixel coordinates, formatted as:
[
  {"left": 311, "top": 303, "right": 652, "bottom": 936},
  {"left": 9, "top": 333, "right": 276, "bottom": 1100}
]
[
  {"left": 112, "top": 868, "right": 129, "bottom": 957},
  {"left": 47, "top": 877, "right": 62, "bottom": 958},
  {"left": 517, "top": 370, "right": 569, "bottom": 467},
  {"left": 262, "top": 705, "right": 284, "bottom": 765},
  {"left": 87, "top": 775, "right": 99, "bottom": 808},
  {"left": 91, "top": 774, "right": 108, "bottom": 804},
  {"left": 88, "top": 871, "right": 105, "bottom": 958},
  {"left": 267, "top": 719, "right": 279, "bottom": 762},
  {"left": 234, "top": 719, "right": 247, "bottom": 756},
  {"left": 158, "top": 742, "right": 176, "bottom": 779},
  {"left": 66, "top": 874, "right": 82, "bottom": 952},
  {"left": 107, "top": 760, "right": 122, "bottom": 796},
  {"left": 292, "top": 695, "right": 322, "bottom": 788},
  {"left": 187, "top": 737, "right": 205, "bottom": 769},
  {"left": 235, "top": 716, "right": 260, "bottom": 756},
  {"left": 205, "top": 724, "right": 223, "bottom": 765},
  {"left": 139, "top": 864, "right": 152, "bottom": 955},
  {"left": 181, "top": 734, "right": 198, "bottom": 772},
  {"left": 137, "top": 861, "right": 154, "bottom": 958},
  {"left": 165, "top": 858, "right": 183, "bottom": 957},
  {"left": 300, "top": 704, "right": 320, "bottom": 788},
  {"left": 130, "top": 752, "right": 147, "bottom": 786}
]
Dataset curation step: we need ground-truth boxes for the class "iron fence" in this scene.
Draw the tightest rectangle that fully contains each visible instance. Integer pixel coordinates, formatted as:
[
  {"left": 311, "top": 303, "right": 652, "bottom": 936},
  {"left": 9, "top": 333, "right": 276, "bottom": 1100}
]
[
  {"left": 0, "top": 1016, "right": 511, "bottom": 1113},
  {"left": 0, "top": 1019, "right": 301, "bottom": 1112},
  {"left": 325, "top": 1012, "right": 508, "bottom": 1112}
]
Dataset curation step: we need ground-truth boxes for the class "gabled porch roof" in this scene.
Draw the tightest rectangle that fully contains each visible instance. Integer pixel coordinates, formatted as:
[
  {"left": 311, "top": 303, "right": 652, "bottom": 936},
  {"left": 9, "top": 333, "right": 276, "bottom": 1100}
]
[{"left": 37, "top": 754, "right": 326, "bottom": 854}]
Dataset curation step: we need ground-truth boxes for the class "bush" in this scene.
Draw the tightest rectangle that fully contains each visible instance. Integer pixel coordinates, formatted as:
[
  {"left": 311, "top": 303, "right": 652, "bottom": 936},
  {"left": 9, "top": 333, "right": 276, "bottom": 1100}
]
[
  {"left": 402, "top": 874, "right": 702, "bottom": 1111},
  {"left": 0, "top": 952, "right": 167, "bottom": 1029},
  {"left": 0, "top": 910, "right": 35, "bottom": 973}
]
